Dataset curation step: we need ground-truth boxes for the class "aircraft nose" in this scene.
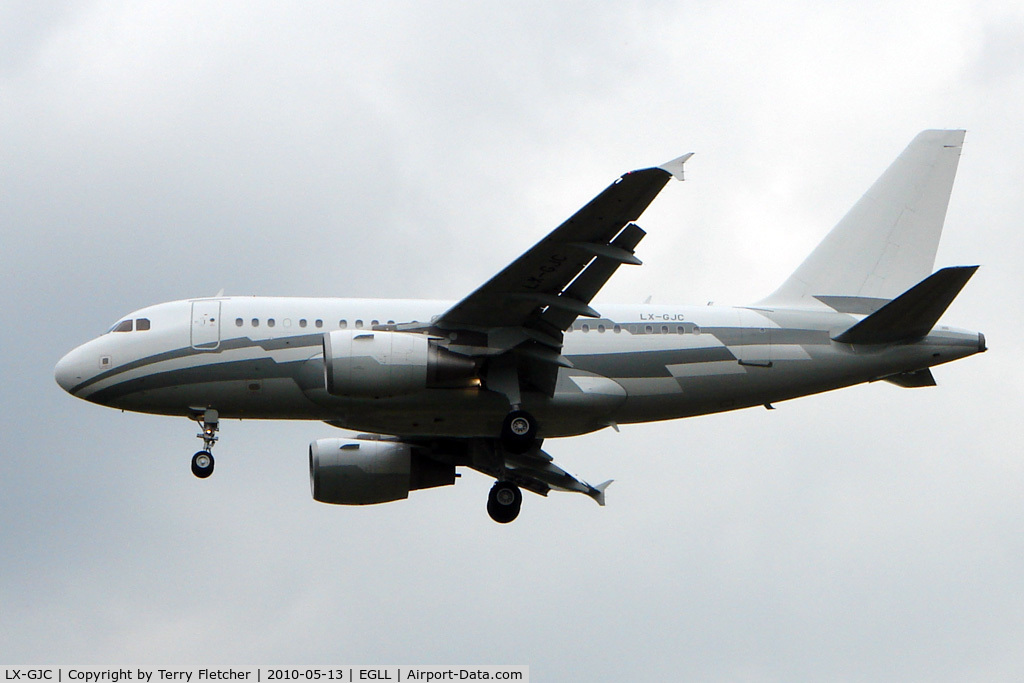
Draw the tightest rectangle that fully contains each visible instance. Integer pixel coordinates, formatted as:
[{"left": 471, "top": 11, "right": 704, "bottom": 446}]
[{"left": 55, "top": 347, "right": 85, "bottom": 394}]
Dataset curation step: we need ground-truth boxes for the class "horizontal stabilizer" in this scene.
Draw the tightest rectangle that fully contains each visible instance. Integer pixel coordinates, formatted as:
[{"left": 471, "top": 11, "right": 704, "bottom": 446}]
[
  {"left": 882, "top": 368, "right": 937, "bottom": 388},
  {"left": 834, "top": 266, "right": 978, "bottom": 345}
]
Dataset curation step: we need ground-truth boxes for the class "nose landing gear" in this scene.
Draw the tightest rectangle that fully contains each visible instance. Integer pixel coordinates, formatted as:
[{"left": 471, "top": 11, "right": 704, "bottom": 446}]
[{"left": 190, "top": 408, "right": 219, "bottom": 479}]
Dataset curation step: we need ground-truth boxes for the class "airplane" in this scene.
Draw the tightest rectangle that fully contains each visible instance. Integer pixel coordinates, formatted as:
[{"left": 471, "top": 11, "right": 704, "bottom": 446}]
[{"left": 55, "top": 130, "right": 986, "bottom": 523}]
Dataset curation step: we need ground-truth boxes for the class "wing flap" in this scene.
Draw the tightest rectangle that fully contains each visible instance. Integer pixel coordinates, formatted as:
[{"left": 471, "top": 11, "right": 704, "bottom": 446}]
[{"left": 540, "top": 222, "right": 647, "bottom": 331}]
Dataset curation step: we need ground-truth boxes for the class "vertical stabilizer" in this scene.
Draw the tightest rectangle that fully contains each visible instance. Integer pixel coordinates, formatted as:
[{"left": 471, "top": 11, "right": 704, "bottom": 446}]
[{"left": 759, "top": 130, "right": 965, "bottom": 309}]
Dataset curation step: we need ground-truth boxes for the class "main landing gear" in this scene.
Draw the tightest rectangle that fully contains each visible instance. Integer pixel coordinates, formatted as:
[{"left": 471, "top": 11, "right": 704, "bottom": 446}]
[
  {"left": 493, "top": 403, "right": 536, "bottom": 520},
  {"left": 500, "top": 409, "right": 538, "bottom": 454},
  {"left": 190, "top": 408, "right": 219, "bottom": 479},
  {"left": 486, "top": 356, "right": 539, "bottom": 455},
  {"left": 487, "top": 480, "right": 523, "bottom": 524},
  {"left": 491, "top": 407, "right": 535, "bottom": 522}
]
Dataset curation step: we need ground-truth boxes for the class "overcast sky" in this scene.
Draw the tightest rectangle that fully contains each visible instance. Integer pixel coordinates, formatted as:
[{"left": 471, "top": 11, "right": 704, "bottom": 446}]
[{"left": 3, "top": 1, "right": 1024, "bottom": 679}]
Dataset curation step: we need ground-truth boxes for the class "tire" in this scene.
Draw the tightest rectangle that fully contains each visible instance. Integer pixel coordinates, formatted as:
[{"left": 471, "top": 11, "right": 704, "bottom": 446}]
[
  {"left": 500, "top": 410, "right": 538, "bottom": 454},
  {"left": 487, "top": 481, "right": 522, "bottom": 524},
  {"left": 191, "top": 450, "right": 215, "bottom": 479}
]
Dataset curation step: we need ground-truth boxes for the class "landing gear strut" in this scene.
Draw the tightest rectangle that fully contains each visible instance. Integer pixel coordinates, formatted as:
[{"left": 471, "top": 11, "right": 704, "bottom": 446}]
[
  {"left": 191, "top": 408, "right": 219, "bottom": 479},
  {"left": 487, "top": 480, "right": 523, "bottom": 524},
  {"left": 487, "top": 355, "right": 539, "bottom": 454}
]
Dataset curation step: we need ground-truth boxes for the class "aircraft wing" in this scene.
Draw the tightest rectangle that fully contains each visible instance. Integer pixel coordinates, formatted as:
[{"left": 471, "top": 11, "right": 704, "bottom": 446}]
[
  {"left": 504, "top": 448, "right": 611, "bottom": 506},
  {"left": 462, "top": 439, "right": 612, "bottom": 506},
  {"left": 433, "top": 156, "right": 691, "bottom": 346}
]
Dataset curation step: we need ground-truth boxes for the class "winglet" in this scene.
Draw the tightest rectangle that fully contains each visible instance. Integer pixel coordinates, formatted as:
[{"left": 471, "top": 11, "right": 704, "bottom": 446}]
[
  {"left": 659, "top": 152, "right": 694, "bottom": 181},
  {"left": 590, "top": 480, "right": 613, "bottom": 506}
]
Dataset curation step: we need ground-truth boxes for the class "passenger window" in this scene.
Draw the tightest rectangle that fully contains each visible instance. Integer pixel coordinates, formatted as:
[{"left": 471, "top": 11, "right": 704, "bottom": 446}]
[
  {"left": 112, "top": 320, "right": 132, "bottom": 333},
  {"left": 252, "top": 318, "right": 260, "bottom": 327},
  {"left": 387, "top": 320, "right": 395, "bottom": 325},
  {"left": 267, "top": 318, "right": 276, "bottom": 328},
  {"left": 581, "top": 324, "right": 590, "bottom": 333},
  {"left": 614, "top": 325, "right": 621, "bottom": 333},
  {"left": 299, "top": 319, "right": 307, "bottom": 328},
  {"left": 598, "top": 325, "right": 606, "bottom": 333},
  {"left": 371, "top": 319, "right": 379, "bottom": 327},
  {"left": 235, "top": 318, "right": 243, "bottom": 327},
  {"left": 315, "top": 319, "right": 323, "bottom": 328},
  {"left": 645, "top": 325, "right": 653, "bottom": 334},
  {"left": 135, "top": 318, "right": 151, "bottom": 331},
  {"left": 661, "top": 325, "right": 669, "bottom": 334},
  {"left": 355, "top": 320, "right": 364, "bottom": 329},
  {"left": 693, "top": 326, "right": 701, "bottom": 335},
  {"left": 339, "top": 320, "right": 347, "bottom": 329},
  {"left": 676, "top": 326, "right": 684, "bottom": 334}
]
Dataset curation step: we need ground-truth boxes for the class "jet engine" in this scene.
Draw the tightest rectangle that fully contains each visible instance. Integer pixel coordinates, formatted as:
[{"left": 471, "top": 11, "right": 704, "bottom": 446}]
[
  {"left": 322, "top": 330, "right": 476, "bottom": 398},
  {"left": 309, "top": 437, "right": 456, "bottom": 505}
]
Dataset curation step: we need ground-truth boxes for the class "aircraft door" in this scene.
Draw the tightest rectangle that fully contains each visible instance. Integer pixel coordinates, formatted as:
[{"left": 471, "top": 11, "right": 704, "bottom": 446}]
[{"left": 191, "top": 300, "right": 222, "bottom": 351}]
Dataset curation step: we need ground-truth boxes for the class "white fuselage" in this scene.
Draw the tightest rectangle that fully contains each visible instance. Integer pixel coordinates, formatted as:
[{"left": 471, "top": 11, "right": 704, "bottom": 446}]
[{"left": 54, "top": 296, "right": 985, "bottom": 439}]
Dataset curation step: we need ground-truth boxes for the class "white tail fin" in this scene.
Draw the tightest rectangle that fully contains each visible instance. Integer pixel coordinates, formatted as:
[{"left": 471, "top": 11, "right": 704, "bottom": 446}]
[{"left": 759, "top": 130, "right": 965, "bottom": 310}]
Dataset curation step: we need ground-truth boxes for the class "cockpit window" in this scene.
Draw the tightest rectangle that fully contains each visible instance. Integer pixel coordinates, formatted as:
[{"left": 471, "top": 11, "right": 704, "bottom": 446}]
[
  {"left": 135, "top": 318, "right": 151, "bottom": 331},
  {"left": 109, "top": 320, "right": 133, "bottom": 333}
]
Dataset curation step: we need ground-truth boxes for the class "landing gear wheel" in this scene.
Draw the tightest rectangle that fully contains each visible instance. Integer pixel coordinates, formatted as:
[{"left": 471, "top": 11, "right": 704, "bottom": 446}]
[
  {"left": 487, "top": 481, "right": 522, "bottom": 524},
  {"left": 191, "top": 450, "right": 215, "bottom": 479},
  {"left": 500, "top": 410, "right": 537, "bottom": 454}
]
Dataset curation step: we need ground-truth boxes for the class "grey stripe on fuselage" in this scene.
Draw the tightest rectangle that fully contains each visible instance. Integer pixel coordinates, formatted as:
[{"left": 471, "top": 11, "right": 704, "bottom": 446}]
[
  {"left": 69, "top": 333, "right": 323, "bottom": 396},
  {"left": 84, "top": 355, "right": 315, "bottom": 406},
  {"left": 75, "top": 323, "right": 831, "bottom": 404},
  {"left": 569, "top": 347, "right": 736, "bottom": 378}
]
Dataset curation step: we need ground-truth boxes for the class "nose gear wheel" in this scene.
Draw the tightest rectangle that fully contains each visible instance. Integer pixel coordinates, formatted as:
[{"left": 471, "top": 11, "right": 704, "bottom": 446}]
[{"left": 191, "top": 450, "right": 215, "bottom": 478}]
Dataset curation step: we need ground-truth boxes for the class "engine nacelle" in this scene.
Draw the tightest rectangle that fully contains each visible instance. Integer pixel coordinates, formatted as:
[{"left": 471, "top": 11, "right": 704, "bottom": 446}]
[
  {"left": 309, "top": 437, "right": 456, "bottom": 505},
  {"left": 323, "top": 330, "right": 476, "bottom": 398}
]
